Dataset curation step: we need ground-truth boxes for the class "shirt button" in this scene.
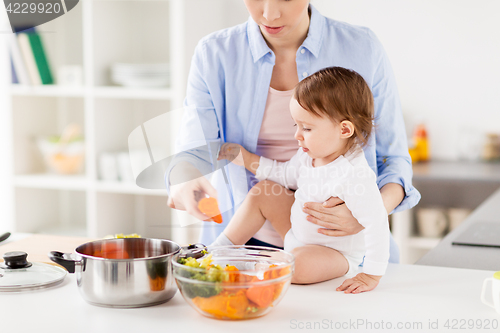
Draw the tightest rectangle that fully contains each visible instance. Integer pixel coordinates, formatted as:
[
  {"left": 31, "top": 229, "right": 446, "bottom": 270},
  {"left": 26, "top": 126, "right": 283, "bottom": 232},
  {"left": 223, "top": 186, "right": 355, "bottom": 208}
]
[
  {"left": 302, "top": 72, "right": 308, "bottom": 78},
  {"left": 300, "top": 49, "right": 305, "bottom": 54}
]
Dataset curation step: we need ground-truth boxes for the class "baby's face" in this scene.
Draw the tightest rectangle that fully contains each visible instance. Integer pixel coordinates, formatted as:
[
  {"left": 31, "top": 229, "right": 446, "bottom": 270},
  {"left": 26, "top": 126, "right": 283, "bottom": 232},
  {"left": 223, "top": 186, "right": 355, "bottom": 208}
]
[{"left": 289, "top": 98, "right": 347, "bottom": 166}]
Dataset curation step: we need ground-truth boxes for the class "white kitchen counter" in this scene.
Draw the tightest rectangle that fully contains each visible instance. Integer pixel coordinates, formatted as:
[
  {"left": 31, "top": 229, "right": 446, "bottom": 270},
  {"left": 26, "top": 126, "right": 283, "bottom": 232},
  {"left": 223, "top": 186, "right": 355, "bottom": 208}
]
[
  {"left": 417, "top": 187, "right": 500, "bottom": 270},
  {"left": 1, "top": 263, "right": 498, "bottom": 333}
]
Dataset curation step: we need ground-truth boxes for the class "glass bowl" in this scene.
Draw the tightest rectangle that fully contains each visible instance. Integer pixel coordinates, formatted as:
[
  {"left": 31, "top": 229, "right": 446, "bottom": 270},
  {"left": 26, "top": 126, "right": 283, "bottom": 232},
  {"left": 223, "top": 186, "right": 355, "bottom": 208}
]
[{"left": 173, "top": 245, "right": 294, "bottom": 320}]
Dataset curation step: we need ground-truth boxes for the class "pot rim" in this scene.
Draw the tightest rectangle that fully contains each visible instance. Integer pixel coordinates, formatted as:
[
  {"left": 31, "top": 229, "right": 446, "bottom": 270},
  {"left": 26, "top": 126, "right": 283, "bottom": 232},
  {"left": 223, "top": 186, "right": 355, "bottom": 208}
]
[{"left": 74, "top": 238, "right": 181, "bottom": 262}]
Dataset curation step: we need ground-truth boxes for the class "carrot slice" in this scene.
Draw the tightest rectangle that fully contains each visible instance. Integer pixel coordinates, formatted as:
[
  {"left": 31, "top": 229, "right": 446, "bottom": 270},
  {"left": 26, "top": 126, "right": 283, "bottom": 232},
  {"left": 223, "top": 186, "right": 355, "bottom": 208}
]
[
  {"left": 198, "top": 197, "right": 223, "bottom": 223},
  {"left": 246, "top": 284, "right": 275, "bottom": 308},
  {"left": 98, "top": 242, "right": 129, "bottom": 259},
  {"left": 193, "top": 290, "right": 249, "bottom": 319}
]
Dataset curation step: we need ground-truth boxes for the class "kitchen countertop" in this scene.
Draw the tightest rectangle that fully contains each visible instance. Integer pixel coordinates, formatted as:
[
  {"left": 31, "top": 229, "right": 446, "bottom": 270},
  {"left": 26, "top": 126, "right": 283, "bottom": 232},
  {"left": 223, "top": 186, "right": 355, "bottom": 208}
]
[
  {"left": 0, "top": 236, "right": 499, "bottom": 332},
  {"left": 412, "top": 160, "right": 500, "bottom": 182},
  {"left": 417, "top": 187, "right": 500, "bottom": 270}
]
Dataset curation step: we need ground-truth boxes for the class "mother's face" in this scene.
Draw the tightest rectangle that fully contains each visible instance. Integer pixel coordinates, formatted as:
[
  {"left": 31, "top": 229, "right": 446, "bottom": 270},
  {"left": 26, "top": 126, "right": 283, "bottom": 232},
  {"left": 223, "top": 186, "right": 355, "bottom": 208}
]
[{"left": 244, "top": 0, "right": 310, "bottom": 40}]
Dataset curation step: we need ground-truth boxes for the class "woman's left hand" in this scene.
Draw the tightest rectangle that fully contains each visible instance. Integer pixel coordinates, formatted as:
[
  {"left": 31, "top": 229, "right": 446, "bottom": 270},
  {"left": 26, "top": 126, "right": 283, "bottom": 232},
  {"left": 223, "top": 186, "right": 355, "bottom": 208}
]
[
  {"left": 302, "top": 197, "right": 364, "bottom": 236},
  {"left": 217, "top": 143, "right": 246, "bottom": 166}
]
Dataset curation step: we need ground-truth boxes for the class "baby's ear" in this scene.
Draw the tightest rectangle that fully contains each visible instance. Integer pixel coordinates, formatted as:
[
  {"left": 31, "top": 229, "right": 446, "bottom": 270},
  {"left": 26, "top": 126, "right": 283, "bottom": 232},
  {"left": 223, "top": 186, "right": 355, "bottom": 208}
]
[{"left": 340, "top": 120, "right": 355, "bottom": 139}]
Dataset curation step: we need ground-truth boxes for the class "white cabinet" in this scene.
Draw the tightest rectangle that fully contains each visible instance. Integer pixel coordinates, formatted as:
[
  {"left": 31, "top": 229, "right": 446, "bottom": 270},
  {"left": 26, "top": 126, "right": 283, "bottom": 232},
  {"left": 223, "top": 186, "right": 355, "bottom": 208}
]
[{"left": 4, "top": 0, "right": 249, "bottom": 242}]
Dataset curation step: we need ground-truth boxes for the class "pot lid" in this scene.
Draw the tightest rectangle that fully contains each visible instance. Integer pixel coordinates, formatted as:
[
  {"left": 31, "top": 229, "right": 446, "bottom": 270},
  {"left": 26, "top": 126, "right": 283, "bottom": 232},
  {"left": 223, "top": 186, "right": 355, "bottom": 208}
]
[{"left": 0, "top": 251, "right": 67, "bottom": 292}]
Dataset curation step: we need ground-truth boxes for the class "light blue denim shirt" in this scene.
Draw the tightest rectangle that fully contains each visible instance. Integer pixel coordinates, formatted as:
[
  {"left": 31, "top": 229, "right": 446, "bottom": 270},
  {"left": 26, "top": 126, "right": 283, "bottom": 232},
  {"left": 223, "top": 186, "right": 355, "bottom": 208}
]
[{"left": 166, "top": 5, "right": 420, "bottom": 262}]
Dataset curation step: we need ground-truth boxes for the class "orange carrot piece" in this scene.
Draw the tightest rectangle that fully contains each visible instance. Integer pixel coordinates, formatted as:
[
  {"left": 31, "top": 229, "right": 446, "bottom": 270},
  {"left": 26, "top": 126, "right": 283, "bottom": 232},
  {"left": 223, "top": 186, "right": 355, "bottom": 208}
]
[
  {"left": 224, "top": 265, "right": 240, "bottom": 283},
  {"left": 198, "top": 197, "right": 223, "bottom": 223},
  {"left": 99, "top": 243, "right": 129, "bottom": 259},
  {"left": 246, "top": 284, "right": 274, "bottom": 308},
  {"left": 193, "top": 290, "right": 249, "bottom": 319}
]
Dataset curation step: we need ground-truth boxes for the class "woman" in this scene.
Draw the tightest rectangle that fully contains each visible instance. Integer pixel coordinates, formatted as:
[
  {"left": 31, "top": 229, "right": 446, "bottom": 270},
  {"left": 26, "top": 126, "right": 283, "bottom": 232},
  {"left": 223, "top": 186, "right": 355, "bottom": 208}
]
[{"left": 166, "top": 0, "right": 420, "bottom": 263}]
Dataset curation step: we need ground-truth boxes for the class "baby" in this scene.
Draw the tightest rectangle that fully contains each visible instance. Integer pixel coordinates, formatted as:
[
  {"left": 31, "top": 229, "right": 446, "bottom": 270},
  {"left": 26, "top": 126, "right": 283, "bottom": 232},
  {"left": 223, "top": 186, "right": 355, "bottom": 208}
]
[{"left": 213, "top": 67, "right": 389, "bottom": 294}]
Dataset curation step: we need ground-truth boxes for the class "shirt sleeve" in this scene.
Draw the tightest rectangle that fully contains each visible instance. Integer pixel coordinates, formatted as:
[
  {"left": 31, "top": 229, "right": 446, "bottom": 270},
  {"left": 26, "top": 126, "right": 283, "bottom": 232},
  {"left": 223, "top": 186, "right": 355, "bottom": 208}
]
[
  {"left": 255, "top": 150, "right": 302, "bottom": 190},
  {"left": 165, "top": 40, "right": 221, "bottom": 193},
  {"left": 368, "top": 30, "right": 421, "bottom": 214},
  {"left": 338, "top": 165, "right": 390, "bottom": 276}
]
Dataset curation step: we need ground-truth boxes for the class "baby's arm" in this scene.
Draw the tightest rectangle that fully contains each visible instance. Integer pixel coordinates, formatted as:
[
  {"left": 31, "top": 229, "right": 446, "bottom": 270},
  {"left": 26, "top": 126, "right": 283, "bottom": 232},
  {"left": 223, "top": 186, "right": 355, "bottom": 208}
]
[{"left": 336, "top": 165, "right": 390, "bottom": 293}]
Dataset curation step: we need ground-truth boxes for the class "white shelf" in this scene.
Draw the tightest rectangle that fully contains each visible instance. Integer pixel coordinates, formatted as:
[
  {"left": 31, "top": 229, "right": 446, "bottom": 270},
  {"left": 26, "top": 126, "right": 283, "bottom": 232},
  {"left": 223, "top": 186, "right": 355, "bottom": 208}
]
[
  {"left": 93, "top": 86, "right": 174, "bottom": 100},
  {"left": 10, "top": 85, "right": 86, "bottom": 98},
  {"left": 95, "top": 181, "right": 169, "bottom": 196},
  {"left": 6, "top": 0, "right": 249, "bottom": 241},
  {"left": 408, "top": 236, "right": 441, "bottom": 249},
  {"left": 14, "top": 174, "right": 88, "bottom": 191},
  {"left": 10, "top": 85, "right": 174, "bottom": 100},
  {"left": 13, "top": 175, "right": 169, "bottom": 196}
]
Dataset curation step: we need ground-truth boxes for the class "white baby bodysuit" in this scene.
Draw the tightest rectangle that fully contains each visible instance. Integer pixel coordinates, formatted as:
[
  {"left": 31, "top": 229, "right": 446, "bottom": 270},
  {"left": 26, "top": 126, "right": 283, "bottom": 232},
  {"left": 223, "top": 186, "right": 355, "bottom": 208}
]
[{"left": 255, "top": 145, "right": 390, "bottom": 276}]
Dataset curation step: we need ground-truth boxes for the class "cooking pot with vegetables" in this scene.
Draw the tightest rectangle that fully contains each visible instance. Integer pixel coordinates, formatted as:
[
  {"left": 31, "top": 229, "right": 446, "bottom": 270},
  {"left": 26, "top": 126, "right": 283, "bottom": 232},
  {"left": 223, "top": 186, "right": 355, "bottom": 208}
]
[{"left": 49, "top": 238, "right": 203, "bottom": 308}]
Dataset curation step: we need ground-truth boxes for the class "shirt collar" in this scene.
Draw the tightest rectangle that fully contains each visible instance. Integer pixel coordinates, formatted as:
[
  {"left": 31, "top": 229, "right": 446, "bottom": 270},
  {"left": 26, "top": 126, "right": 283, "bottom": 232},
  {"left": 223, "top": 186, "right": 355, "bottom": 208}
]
[
  {"left": 247, "top": 15, "right": 272, "bottom": 63},
  {"left": 246, "top": 4, "right": 325, "bottom": 63},
  {"left": 302, "top": 4, "right": 324, "bottom": 58}
]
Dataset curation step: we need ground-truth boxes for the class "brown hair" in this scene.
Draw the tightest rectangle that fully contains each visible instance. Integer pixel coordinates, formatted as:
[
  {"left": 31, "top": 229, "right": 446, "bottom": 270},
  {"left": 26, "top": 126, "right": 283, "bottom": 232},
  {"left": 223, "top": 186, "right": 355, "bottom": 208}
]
[{"left": 294, "top": 66, "right": 374, "bottom": 148}]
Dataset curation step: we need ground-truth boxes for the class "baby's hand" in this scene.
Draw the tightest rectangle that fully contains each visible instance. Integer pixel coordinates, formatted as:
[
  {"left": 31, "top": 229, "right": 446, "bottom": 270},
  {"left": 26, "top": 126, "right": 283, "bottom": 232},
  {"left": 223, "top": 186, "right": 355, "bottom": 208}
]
[
  {"left": 217, "top": 143, "right": 247, "bottom": 166},
  {"left": 336, "top": 273, "right": 381, "bottom": 294}
]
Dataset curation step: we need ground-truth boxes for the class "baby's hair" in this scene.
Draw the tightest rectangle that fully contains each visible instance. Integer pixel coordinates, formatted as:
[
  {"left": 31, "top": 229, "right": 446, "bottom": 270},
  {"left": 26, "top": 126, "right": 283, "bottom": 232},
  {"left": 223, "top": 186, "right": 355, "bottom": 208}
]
[{"left": 294, "top": 66, "right": 374, "bottom": 148}]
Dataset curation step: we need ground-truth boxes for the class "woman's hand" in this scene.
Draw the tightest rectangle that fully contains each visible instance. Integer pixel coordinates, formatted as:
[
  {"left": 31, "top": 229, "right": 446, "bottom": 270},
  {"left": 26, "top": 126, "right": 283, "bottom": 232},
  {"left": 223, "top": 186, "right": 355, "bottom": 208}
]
[
  {"left": 167, "top": 162, "right": 218, "bottom": 222},
  {"left": 217, "top": 143, "right": 261, "bottom": 174},
  {"left": 336, "top": 273, "right": 381, "bottom": 294},
  {"left": 302, "top": 197, "right": 364, "bottom": 236},
  {"left": 217, "top": 143, "right": 246, "bottom": 166}
]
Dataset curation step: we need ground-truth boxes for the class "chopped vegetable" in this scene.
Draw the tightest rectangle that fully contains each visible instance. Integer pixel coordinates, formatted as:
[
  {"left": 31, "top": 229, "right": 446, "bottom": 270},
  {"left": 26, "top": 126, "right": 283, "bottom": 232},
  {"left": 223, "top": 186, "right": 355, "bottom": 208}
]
[
  {"left": 198, "top": 197, "right": 223, "bottom": 223},
  {"left": 149, "top": 276, "right": 166, "bottom": 291},
  {"left": 177, "top": 254, "right": 224, "bottom": 298},
  {"left": 246, "top": 284, "right": 274, "bottom": 308},
  {"left": 93, "top": 242, "right": 129, "bottom": 259},
  {"left": 114, "top": 233, "right": 141, "bottom": 238},
  {"left": 192, "top": 290, "right": 250, "bottom": 320}
]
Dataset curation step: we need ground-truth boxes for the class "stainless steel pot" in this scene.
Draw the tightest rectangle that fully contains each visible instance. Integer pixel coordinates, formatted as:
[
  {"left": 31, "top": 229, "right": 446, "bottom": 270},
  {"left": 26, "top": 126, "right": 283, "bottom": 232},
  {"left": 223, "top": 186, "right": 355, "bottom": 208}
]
[{"left": 49, "top": 238, "right": 182, "bottom": 308}]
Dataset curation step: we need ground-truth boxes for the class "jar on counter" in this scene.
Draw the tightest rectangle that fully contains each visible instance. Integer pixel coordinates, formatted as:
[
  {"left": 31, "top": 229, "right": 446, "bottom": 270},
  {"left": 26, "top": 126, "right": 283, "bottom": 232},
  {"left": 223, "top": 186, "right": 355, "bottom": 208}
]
[{"left": 482, "top": 133, "right": 500, "bottom": 161}]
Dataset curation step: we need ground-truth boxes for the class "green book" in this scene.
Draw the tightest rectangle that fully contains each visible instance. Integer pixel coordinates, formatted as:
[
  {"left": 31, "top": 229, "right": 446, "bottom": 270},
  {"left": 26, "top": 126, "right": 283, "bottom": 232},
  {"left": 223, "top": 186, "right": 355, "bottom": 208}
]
[{"left": 26, "top": 31, "right": 53, "bottom": 85}]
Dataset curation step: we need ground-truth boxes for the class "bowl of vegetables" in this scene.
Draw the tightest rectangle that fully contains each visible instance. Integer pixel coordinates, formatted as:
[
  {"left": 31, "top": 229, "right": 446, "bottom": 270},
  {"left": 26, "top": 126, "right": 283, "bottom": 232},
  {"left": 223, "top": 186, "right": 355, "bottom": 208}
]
[{"left": 173, "top": 245, "right": 294, "bottom": 320}]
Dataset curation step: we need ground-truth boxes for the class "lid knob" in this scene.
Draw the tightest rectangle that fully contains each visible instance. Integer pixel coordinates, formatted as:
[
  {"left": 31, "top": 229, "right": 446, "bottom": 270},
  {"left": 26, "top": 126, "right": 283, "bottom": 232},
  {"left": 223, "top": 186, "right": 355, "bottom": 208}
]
[{"left": 3, "top": 251, "right": 32, "bottom": 269}]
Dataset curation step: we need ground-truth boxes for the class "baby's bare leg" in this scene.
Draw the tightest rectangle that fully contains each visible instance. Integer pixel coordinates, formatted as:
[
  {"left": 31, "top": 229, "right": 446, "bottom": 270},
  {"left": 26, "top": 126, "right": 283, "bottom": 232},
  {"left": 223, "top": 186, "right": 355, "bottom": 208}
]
[
  {"left": 290, "top": 245, "right": 349, "bottom": 284},
  {"left": 224, "top": 180, "right": 295, "bottom": 244}
]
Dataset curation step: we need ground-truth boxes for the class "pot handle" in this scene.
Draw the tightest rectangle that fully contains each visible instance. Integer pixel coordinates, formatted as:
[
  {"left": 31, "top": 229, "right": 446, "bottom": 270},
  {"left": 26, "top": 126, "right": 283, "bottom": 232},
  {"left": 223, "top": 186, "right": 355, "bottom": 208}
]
[{"left": 48, "top": 251, "right": 81, "bottom": 274}]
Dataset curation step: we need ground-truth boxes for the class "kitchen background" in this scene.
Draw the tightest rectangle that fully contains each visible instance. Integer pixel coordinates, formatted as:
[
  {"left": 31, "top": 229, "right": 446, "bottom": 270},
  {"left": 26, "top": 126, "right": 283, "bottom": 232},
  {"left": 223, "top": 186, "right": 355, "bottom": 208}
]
[{"left": 0, "top": 0, "right": 499, "bottom": 264}]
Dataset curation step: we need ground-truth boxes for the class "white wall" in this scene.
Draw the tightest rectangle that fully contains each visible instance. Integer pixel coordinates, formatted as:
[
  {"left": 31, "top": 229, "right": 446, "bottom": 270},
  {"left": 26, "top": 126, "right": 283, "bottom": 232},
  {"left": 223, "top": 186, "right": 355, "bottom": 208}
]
[{"left": 312, "top": 0, "right": 500, "bottom": 160}]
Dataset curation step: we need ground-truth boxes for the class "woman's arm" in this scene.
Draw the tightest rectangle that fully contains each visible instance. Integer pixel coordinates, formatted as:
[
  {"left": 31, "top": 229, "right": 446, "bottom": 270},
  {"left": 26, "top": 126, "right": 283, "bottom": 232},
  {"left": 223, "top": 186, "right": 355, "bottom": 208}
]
[
  {"left": 380, "top": 183, "right": 405, "bottom": 215},
  {"left": 165, "top": 40, "right": 222, "bottom": 220},
  {"left": 369, "top": 29, "right": 420, "bottom": 213}
]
